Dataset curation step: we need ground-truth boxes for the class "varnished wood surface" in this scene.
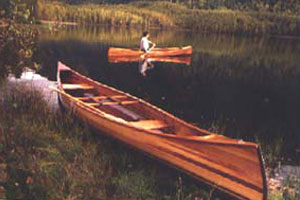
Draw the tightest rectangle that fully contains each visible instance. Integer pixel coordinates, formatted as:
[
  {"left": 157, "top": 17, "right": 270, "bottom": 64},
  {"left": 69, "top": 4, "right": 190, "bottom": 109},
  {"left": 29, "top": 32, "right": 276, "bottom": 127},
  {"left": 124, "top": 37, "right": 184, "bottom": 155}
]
[
  {"left": 57, "top": 61, "right": 267, "bottom": 200},
  {"left": 108, "top": 55, "right": 192, "bottom": 65},
  {"left": 108, "top": 46, "right": 193, "bottom": 57}
]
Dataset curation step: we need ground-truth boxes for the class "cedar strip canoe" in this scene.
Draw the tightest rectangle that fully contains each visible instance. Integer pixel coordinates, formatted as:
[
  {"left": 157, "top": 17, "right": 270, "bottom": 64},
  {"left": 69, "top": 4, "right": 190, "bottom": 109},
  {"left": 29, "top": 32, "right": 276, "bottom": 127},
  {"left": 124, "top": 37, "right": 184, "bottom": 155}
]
[
  {"left": 108, "top": 46, "right": 192, "bottom": 57},
  {"left": 57, "top": 61, "right": 267, "bottom": 200},
  {"left": 108, "top": 56, "right": 191, "bottom": 65}
]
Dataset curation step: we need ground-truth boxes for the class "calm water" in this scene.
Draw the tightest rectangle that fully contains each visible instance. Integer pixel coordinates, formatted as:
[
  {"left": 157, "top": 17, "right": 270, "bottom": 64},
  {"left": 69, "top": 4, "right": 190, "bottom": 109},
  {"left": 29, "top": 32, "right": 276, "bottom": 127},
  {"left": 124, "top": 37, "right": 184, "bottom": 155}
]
[{"left": 36, "top": 26, "right": 300, "bottom": 165}]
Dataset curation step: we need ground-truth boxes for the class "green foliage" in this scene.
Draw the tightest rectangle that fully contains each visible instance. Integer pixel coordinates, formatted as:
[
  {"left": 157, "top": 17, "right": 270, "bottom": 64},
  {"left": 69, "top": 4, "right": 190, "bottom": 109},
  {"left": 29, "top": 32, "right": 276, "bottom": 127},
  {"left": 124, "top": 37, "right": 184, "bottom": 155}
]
[
  {"left": 0, "top": 0, "right": 37, "bottom": 23},
  {"left": 0, "top": 85, "right": 112, "bottom": 199},
  {"left": 0, "top": 0, "right": 39, "bottom": 80},
  {"left": 37, "top": 1, "right": 174, "bottom": 27},
  {"left": 257, "top": 136, "right": 283, "bottom": 167},
  {"left": 0, "top": 23, "right": 39, "bottom": 79},
  {"left": 41, "top": 0, "right": 300, "bottom": 14},
  {"left": 37, "top": 1, "right": 300, "bottom": 35},
  {"left": 268, "top": 193, "right": 284, "bottom": 200},
  {"left": 112, "top": 169, "right": 156, "bottom": 199}
]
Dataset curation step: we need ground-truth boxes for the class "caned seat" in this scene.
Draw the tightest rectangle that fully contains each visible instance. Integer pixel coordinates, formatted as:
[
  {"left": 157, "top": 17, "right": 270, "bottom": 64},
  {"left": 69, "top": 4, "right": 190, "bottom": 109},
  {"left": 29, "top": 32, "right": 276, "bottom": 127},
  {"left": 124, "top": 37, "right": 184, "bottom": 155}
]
[
  {"left": 128, "top": 120, "right": 168, "bottom": 130},
  {"left": 62, "top": 83, "right": 94, "bottom": 90}
]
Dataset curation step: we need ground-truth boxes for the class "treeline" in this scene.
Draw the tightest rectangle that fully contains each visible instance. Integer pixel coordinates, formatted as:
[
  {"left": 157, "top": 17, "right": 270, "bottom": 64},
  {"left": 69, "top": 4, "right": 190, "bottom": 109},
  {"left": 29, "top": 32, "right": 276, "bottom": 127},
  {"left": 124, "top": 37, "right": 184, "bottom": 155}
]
[
  {"left": 0, "top": 0, "right": 39, "bottom": 79},
  {"left": 0, "top": 0, "right": 37, "bottom": 23},
  {"left": 36, "top": 1, "right": 300, "bottom": 36},
  {"left": 43, "top": 0, "right": 300, "bottom": 14}
]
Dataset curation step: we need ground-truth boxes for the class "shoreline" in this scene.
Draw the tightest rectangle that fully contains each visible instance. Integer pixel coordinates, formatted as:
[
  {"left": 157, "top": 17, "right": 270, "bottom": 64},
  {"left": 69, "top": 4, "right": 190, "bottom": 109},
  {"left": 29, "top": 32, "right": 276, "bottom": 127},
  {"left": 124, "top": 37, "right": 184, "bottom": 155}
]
[
  {"left": 37, "top": 19, "right": 78, "bottom": 26},
  {"left": 35, "top": 19, "right": 300, "bottom": 40},
  {"left": 3, "top": 70, "right": 300, "bottom": 199},
  {"left": 36, "top": 1, "right": 300, "bottom": 36}
]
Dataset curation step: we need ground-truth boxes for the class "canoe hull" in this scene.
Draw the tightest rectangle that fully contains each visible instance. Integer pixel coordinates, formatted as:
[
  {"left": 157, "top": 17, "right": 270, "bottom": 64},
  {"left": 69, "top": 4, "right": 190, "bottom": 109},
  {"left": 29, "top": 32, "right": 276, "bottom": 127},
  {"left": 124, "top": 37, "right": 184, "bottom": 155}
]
[
  {"left": 108, "top": 56, "right": 192, "bottom": 65},
  {"left": 57, "top": 62, "right": 267, "bottom": 200},
  {"left": 108, "top": 46, "right": 193, "bottom": 57}
]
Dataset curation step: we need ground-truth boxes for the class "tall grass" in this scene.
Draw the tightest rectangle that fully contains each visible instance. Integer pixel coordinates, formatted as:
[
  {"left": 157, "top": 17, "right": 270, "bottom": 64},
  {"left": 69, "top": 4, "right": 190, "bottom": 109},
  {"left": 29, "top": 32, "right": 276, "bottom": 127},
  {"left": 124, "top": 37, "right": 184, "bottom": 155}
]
[
  {"left": 0, "top": 84, "right": 158, "bottom": 199},
  {"left": 37, "top": 1, "right": 174, "bottom": 28},
  {"left": 0, "top": 84, "right": 110, "bottom": 199},
  {"left": 0, "top": 83, "right": 222, "bottom": 199},
  {"left": 36, "top": 1, "right": 300, "bottom": 35}
]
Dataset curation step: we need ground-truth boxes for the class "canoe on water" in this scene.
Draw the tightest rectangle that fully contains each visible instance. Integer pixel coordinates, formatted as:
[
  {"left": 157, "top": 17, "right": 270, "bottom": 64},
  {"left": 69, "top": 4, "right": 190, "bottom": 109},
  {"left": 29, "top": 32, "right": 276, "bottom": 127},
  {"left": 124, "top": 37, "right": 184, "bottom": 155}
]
[
  {"left": 108, "top": 56, "right": 192, "bottom": 65},
  {"left": 108, "top": 46, "right": 192, "bottom": 57},
  {"left": 56, "top": 61, "right": 267, "bottom": 200}
]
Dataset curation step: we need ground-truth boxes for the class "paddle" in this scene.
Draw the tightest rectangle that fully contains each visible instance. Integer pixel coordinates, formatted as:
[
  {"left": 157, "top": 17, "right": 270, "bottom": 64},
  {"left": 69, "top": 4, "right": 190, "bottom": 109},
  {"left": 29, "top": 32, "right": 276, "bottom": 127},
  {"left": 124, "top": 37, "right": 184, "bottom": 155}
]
[{"left": 140, "top": 43, "right": 156, "bottom": 58}]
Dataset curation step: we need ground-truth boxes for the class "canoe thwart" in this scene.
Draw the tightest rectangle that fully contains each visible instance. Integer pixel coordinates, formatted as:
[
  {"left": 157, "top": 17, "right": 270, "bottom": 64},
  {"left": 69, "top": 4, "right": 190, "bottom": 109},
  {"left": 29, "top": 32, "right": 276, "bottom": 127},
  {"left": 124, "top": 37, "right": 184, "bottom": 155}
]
[{"left": 101, "top": 100, "right": 139, "bottom": 106}]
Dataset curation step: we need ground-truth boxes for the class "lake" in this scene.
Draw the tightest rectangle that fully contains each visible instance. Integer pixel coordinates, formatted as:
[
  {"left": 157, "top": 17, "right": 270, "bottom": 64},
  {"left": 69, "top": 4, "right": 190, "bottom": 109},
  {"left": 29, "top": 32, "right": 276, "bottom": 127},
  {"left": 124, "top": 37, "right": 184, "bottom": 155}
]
[{"left": 36, "top": 25, "right": 300, "bottom": 166}]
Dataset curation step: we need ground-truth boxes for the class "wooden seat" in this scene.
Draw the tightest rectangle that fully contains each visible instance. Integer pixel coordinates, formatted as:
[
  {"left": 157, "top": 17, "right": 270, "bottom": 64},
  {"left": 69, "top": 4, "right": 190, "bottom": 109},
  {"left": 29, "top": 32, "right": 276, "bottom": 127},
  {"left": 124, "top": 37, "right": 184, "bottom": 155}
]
[
  {"left": 101, "top": 100, "right": 139, "bottom": 106},
  {"left": 128, "top": 120, "right": 168, "bottom": 130},
  {"left": 62, "top": 83, "right": 94, "bottom": 90}
]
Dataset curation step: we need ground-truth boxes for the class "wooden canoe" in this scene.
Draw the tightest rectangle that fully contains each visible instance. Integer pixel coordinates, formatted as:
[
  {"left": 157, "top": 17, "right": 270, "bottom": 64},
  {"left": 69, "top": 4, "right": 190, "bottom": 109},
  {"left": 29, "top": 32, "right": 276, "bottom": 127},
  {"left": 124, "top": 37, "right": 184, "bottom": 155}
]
[
  {"left": 108, "top": 56, "right": 191, "bottom": 65},
  {"left": 108, "top": 46, "right": 192, "bottom": 57},
  {"left": 57, "top": 61, "right": 267, "bottom": 200}
]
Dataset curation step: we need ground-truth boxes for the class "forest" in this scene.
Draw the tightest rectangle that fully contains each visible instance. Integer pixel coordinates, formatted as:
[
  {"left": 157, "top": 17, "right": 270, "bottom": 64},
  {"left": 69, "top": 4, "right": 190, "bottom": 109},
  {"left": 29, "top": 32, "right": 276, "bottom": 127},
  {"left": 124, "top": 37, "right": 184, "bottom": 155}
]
[{"left": 45, "top": 0, "right": 300, "bottom": 13}]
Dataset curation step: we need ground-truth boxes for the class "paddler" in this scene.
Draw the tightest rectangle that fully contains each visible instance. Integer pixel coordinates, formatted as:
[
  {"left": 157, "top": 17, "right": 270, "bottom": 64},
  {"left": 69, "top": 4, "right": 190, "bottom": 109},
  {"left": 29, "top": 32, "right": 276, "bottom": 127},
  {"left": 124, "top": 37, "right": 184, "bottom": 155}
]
[{"left": 140, "top": 31, "right": 156, "bottom": 54}]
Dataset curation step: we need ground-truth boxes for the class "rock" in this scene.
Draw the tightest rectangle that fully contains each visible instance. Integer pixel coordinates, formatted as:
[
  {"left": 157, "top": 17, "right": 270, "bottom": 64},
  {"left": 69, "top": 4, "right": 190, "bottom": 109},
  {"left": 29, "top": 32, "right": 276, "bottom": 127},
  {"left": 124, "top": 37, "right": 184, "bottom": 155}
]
[{"left": 7, "top": 69, "right": 58, "bottom": 110}]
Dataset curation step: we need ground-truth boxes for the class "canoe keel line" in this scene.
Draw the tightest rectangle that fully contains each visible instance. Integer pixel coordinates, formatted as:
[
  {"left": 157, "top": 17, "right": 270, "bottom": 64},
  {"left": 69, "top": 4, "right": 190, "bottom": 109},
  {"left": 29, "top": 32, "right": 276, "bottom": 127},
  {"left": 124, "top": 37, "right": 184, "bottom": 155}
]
[{"left": 56, "top": 61, "right": 267, "bottom": 200}]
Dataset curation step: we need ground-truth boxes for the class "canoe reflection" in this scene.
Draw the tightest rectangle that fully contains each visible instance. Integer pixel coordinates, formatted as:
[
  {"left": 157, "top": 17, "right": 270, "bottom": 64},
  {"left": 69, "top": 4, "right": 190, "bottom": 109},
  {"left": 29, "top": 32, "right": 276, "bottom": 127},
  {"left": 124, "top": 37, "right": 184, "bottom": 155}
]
[
  {"left": 109, "top": 56, "right": 191, "bottom": 76},
  {"left": 139, "top": 59, "right": 155, "bottom": 77},
  {"left": 108, "top": 56, "right": 191, "bottom": 65}
]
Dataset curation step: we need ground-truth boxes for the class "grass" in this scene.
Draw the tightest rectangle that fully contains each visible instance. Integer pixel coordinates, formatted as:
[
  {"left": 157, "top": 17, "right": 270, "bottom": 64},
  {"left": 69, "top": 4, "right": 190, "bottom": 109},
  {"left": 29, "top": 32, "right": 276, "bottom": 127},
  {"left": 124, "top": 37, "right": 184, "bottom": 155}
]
[
  {"left": 0, "top": 84, "right": 110, "bottom": 199},
  {"left": 0, "top": 83, "right": 226, "bottom": 199},
  {"left": 0, "top": 83, "right": 151, "bottom": 199},
  {"left": 36, "top": 1, "right": 300, "bottom": 35},
  {"left": 37, "top": 1, "right": 174, "bottom": 28}
]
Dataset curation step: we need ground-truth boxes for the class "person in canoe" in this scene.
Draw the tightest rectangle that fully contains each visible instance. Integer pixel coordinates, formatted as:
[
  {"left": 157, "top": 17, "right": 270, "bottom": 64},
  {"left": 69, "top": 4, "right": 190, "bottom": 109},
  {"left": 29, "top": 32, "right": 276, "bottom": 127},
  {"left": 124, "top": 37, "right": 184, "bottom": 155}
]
[{"left": 140, "top": 31, "right": 156, "bottom": 55}]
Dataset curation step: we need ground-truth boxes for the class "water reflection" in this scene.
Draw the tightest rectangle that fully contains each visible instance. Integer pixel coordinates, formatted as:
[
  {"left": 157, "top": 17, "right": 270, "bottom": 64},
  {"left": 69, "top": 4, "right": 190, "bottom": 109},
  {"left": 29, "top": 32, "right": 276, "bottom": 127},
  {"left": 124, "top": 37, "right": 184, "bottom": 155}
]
[
  {"left": 108, "top": 55, "right": 192, "bottom": 65},
  {"left": 36, "top": 26, "right": 300, "bottom": 165},
  {"left": 139, "top": 58, "right": 154, "bottom": 77},
  {"left": 108, "top": 55, "right": 191, "bottom": 77}
]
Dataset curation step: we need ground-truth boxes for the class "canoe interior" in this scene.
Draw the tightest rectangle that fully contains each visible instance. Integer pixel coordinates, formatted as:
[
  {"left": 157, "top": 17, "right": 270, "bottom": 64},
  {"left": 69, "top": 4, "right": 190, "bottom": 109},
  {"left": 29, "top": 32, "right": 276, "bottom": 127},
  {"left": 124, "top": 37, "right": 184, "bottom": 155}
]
[{"left": 60, "top": 69, "right": 208, "bottom": 137}]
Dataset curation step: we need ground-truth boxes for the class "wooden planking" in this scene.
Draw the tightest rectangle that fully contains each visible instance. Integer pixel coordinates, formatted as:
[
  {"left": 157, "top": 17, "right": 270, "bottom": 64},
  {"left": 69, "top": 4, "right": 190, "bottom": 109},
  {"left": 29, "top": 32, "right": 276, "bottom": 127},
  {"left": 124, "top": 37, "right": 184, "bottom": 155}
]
[
  {"left": 76, "top": 95, "right": 127, "bottom": 100},
  {"left": 84, "top": 100, "right": 139, "bottom": 107}
]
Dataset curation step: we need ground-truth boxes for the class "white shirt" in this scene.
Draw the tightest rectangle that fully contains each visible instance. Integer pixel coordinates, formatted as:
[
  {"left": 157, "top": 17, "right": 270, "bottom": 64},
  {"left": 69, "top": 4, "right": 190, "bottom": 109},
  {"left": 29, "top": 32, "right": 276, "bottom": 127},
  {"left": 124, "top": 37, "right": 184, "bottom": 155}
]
[{"left": 140, "top": 37, "right": 150, "bottom": 51}]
